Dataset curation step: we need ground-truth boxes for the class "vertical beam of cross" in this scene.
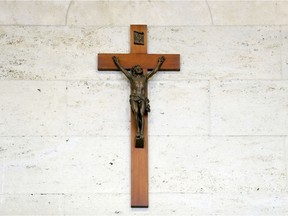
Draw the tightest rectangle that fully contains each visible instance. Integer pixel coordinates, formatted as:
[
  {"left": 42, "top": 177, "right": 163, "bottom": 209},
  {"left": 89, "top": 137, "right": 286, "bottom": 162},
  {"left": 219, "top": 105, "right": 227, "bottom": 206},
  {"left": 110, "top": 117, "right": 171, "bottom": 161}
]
[{"left": 130, "top": 25, "right": 149, "bottom": 207}]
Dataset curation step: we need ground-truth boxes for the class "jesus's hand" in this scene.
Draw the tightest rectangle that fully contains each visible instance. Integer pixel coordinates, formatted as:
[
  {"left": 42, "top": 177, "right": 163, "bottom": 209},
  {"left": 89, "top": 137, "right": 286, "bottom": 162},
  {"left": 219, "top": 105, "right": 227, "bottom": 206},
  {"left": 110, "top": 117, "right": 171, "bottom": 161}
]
[
  {"left": 158, "top": 56, "right": 165, "bottom": 64},
  {"left": 112, "top": 56, "right": 119, "bottom": 64}
]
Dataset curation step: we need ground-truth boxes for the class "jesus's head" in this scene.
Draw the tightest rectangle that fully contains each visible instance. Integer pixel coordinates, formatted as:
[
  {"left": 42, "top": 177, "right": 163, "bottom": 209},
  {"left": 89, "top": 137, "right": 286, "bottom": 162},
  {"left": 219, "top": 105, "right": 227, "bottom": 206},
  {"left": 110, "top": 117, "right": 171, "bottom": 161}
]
[{"left": 131, "top": 65, "right": 143, "bottom": 76}]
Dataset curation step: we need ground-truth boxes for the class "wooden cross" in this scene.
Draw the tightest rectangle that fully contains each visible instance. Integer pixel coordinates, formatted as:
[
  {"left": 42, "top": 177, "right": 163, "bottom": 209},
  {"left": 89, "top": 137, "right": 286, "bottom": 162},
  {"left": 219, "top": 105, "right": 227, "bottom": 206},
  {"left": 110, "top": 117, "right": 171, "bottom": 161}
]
[{"left": 98, "top": 25, "right": 180, "bottom": 208}]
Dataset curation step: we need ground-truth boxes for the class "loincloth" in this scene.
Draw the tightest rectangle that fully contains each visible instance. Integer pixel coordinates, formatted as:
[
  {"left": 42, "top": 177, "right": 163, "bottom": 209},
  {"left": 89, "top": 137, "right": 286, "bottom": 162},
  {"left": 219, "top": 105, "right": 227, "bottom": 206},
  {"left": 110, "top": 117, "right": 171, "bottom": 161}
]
[{"left": 129, "top": 95, "right": 150, "bottom": 113}]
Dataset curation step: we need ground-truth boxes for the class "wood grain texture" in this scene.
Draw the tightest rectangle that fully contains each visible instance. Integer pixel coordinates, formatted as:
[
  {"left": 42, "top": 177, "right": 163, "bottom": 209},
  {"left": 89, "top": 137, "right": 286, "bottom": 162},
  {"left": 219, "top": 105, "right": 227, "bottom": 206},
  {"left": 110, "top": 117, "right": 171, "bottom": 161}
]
[
  {"left": 130, "top": 25, "right": 149, "bottom": 208},
  {"left": 130, "top": 70, "right": 149, "bottom": 207},
  {"left": 98, "top": 53, "right": 180, "bottom": 71}
]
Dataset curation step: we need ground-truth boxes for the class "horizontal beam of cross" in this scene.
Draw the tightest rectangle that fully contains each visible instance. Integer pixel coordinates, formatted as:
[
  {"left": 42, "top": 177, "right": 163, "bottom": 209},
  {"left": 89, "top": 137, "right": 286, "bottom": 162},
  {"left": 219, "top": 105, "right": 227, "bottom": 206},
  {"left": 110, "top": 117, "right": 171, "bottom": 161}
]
[{"left": 98, "top": 53, "right": 180, "bottom": 71}]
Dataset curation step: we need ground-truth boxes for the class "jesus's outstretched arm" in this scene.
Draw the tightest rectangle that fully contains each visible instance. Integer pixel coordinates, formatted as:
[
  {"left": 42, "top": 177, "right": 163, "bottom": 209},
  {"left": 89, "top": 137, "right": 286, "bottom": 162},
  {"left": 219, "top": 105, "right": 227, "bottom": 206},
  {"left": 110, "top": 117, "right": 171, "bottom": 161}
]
[
  {"left": 146, "top": 56, "right": 165, "bottom": 80},
  {"left": 112, "top": 56, "right": 132, "bottom": 80}
]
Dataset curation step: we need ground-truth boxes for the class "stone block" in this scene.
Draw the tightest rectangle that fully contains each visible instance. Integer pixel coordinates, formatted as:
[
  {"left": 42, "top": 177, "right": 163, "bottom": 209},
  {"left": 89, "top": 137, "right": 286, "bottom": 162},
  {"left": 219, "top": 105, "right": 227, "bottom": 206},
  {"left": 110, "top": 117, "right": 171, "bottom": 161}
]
[
  {"left": 66, "top": 81, "right": 130, "bottom": 136},
  {"left": 0, "top": 194, "right": 64, "bottom": 215},
  {"left": 66, "top": 80, "right": 209, "bottom": 136},
  {"left": 59, "top": 136, "right": 130, "bottom": 193},
  {"left": 1, "top": 137, "right": 67, "bottom": 194},
  {"left": 149, "top": 80, "right": 209, "bottom": 136},
  {"left": 0, "top": 1, "right": 69, "bottom": 25},
  {"left": 67, "top": 1, "right": 211, "bottom": 26},
  {"left": 211, "top": 80, "right": 288, "bottom": 135},
  {"left": 210, "top": 1, "right": 288, "bottom": 25},
  {"left": 63, "top": 193, "right": 288, "bottom": 215},
  {"left": 150, "top": 26, "right": 282, "bottom": 80},
  {"left": 150, "top": 136, "right": 286, "bottom": 193},
  {"left": 0, "top": 26, "right": 282, "bottom": 81},
  {"left": 0, "top": 136, "right": 130, "bottom": 194},
  {"left": 0, "top": 26, "right": 128, "bottom": 81},
  {"left": 0, "top": 81, "right": 66, "bottom": 136},
  {"left": 3, "top": 136, "right": 284, "bottom": 195}
]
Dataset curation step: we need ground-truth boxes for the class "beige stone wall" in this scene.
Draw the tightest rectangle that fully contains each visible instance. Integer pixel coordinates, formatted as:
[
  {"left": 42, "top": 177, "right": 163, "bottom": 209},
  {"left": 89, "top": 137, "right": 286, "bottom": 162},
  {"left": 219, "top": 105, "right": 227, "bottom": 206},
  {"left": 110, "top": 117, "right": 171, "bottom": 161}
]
[{"left": 0, "top": 1, "right": 288, "bottom": 215}]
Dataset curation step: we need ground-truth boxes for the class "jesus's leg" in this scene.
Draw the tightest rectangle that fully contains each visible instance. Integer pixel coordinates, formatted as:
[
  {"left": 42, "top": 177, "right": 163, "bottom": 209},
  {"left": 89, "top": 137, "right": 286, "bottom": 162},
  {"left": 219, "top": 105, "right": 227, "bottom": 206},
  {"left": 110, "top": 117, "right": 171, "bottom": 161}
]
[
  {"left": 131, "top": 100, "right": 140, "bottom": 138},
  {"left": 139, "top": 100, "right": 146, "bottom": 139}
]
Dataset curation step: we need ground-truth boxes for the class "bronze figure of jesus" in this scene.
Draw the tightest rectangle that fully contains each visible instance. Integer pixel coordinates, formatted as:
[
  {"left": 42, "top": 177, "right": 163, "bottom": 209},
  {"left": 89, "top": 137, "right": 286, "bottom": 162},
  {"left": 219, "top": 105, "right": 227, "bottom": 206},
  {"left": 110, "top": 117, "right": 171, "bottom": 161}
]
[{"left": 112, "top": 56, "right": 165, "bottom": 147}]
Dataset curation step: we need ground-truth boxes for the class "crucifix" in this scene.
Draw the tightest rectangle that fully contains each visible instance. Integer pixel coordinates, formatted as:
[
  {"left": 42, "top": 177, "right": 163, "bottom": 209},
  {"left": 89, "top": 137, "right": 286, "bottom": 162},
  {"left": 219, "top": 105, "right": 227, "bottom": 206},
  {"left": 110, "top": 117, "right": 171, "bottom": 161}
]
[{"left": 98, "top": 25, "right": 180, "bottom": 208}]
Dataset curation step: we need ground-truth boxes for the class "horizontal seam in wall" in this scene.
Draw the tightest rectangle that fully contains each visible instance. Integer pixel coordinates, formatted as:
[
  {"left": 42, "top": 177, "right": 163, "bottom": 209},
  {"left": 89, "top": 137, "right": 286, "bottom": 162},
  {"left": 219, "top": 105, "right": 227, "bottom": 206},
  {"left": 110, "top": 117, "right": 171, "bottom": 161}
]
[
  {"left": 1, "top": 24, "right": 288, "bottom": 28},
  {"left": 0, "top": 135, "right": 286, "bottom": 138},
  {"left": 0, "top": 79, "right": 287, "bottom": 82},
  {"left": 1, "top": 192, "right": 287, "bottom": 196}
]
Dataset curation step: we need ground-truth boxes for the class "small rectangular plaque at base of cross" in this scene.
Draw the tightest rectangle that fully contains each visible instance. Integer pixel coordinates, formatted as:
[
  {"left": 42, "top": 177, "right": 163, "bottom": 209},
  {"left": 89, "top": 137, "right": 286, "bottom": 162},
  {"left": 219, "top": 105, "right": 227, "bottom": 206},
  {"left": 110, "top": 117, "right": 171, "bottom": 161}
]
[{"left": 98, "top": 25, "right": 180, "bottom": 208}]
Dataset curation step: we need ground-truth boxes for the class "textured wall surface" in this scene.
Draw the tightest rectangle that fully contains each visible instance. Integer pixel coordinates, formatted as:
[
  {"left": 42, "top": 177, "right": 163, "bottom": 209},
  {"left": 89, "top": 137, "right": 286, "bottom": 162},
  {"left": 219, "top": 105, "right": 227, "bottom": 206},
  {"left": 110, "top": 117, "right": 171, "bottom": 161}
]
[{"left": 0, "top": 1, "right": 288, "bottom": 215}]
